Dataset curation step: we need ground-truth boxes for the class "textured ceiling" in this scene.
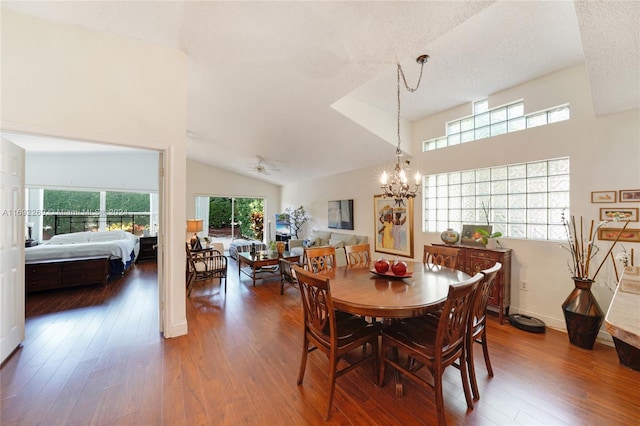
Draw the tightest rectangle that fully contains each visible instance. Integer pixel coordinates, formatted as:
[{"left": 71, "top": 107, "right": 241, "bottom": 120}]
[{"left": 3, "top": 1, "right": 638, "bottom": 186}]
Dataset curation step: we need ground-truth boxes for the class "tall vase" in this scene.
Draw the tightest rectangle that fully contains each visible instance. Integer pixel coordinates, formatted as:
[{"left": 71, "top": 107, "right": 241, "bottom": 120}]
[{"left": 561, "top": 278, "right": 604, "bottom": 349}]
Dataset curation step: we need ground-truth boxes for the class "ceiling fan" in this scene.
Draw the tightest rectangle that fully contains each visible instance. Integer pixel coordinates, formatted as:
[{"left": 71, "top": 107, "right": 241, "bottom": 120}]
[{"left": 248, "top": 156, "right": 281, "bottom": 176}]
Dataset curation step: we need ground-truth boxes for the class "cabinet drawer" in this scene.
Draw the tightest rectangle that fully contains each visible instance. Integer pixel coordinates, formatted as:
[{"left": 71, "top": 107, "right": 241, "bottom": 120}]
[{"left": 62, "top": 259, "right": 108, "bottom": 285}]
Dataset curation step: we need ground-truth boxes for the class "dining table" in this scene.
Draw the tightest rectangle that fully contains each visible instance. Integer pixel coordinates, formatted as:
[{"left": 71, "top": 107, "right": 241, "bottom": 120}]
[
  {"left": 318, "top": 260, "right": 471, "bottom": 398},
  {"left": 323, "top": 261, "right": 471, "bottom": 319}
]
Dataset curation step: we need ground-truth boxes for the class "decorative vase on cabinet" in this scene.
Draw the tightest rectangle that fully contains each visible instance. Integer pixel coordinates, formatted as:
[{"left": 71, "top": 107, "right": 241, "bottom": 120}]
[
  {"left": 440, "top": 228, "right": 460, "bottom": 245},
  {"left": 562, "top": 277, "right": 604, "bottom": 350}
]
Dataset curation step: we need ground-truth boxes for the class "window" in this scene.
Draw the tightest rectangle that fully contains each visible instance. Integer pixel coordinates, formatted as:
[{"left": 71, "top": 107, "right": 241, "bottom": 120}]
[
  {"left": 423, "top": 99, "right": 570, "bottom": 152},
  {"left": 40, "top": 189, "right": 155, "bottom": 238},
  {"left": 423, "top": 157, "right": 570, "bottom": 241}
]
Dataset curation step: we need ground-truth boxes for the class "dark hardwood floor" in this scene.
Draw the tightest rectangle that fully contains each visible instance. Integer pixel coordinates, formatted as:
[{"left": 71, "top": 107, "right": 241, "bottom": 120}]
[{"left": 2, "top": 260, "right": 639, "bottom": 425}]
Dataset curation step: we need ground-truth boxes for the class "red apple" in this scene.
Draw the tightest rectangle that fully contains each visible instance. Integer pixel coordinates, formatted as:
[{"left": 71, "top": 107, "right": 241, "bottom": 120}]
[
  {"left": 374, "top": 258, "right": 390, "bottom": 273},
  {"left": 391, "top": 260, "right": 408, "bottom": 276}
]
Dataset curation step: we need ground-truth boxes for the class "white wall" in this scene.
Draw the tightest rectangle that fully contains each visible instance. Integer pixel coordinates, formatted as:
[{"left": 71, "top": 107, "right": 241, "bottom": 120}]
[
  {"left": 283, "top": 63, "right": 640, "bottom": 339},
  {"left": 26, "top": 151, "right": 159, "bottom": 191},
  {"left": 1, "top": 10, "right": 188, "bottom": 337},
  {"left": 186, "top": 160, "right": 281, "bottom": 241}
]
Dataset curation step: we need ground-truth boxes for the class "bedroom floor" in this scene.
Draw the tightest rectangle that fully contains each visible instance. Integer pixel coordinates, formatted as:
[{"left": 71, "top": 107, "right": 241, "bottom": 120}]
[{"left": 2, "top": 261, "right": 639, "bottom": 425}]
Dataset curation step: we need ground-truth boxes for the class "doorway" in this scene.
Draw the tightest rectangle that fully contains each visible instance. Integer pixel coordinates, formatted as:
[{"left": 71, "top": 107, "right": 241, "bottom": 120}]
[{"left": 195, "top": 196, "right": 265, "bottom": 249}]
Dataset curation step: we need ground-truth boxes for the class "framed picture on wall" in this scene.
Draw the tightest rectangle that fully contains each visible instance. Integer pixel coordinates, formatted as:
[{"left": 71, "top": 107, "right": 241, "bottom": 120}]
[
  {"left": 591, "top": 191, "right": 616, "bottom": 203},
  {"left": 328, "top": 199, "right": 354, "bottom": 230},
  {"left": 620, "top": 189, "right": 640, "bottom": 202},
  {"left": 598, "top": 227, "right": 640, "bottom": 242},
  {"left": 373, "top": 196, "right": 413, "bottom": 258},
  {"left": 599, "top": 207, "right": 639, "bottom": 222}
]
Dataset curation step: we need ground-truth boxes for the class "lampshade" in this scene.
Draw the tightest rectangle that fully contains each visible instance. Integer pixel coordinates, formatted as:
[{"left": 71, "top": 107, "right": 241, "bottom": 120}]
[{"left": 186, "top": 219, "right": 203, "bottom": 233}]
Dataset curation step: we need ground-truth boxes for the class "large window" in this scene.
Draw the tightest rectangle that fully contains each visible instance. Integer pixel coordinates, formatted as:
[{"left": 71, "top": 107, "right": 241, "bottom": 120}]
[
  {"left": 40, "top": 189, "right": 155, "bottom": 238},
  {"left": 423, "top": 99, "right": 570, "bottom": 152},
  {"left": 423, "top": 157, "right": 570, "bottom": 241}
]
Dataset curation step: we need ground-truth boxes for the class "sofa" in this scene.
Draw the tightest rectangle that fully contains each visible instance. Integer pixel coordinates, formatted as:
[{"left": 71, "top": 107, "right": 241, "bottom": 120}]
[{"left": 289, "top": 230, "right": 369, "bottom": 267}]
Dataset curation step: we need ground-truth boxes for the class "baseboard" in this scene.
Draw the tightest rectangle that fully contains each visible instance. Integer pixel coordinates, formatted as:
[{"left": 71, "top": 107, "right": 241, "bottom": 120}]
[{"left": 163, "top": 320, "right": 188, "bottom": 338}]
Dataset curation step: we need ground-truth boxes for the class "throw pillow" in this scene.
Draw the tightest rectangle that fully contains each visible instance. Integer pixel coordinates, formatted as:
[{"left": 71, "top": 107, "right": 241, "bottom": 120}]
[
  {"left": 344, "top": 235, "right": 358, "bottom": 247},
  {"left": 329, "top": 237, "right": 345, "bottom": 248},
  {"left": 303, "top": 238, "right": 318, "bottom": 248}
]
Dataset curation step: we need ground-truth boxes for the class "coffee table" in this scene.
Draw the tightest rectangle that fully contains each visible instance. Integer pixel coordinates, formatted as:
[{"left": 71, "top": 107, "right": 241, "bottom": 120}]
[{"left": 237, "top": 251, "right": 300, "bottom": 287}]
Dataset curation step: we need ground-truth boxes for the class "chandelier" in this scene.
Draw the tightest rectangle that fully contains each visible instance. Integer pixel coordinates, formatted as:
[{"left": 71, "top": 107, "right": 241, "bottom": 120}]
[{"left": 380, "top": 54, "right": 429, "bottom": 200}]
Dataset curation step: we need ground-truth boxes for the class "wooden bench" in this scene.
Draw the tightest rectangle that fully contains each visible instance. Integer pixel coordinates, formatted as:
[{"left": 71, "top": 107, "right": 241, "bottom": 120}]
[
  {"left": 605, "top": 266, "right": 640, "bottom": 371},
  {"left": 25, "top": 256, "right": 110, "bottom": 293}
]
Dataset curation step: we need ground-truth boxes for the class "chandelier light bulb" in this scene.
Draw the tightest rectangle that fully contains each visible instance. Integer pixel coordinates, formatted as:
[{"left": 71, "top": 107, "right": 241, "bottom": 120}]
[{"left": 381, "top": 171, "right": 388, "bottom": 185}]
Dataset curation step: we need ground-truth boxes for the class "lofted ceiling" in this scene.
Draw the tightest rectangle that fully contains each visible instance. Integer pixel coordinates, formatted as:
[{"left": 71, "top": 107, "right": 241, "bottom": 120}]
[{"left": 2, "top": 1, "right": 638, "bottom": 186}]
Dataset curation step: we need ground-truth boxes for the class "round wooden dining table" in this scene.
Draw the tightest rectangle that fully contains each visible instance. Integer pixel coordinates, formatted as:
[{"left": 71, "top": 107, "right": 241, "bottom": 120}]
[{"left": 322, "top": 261, "right": 471, "bottom": 319}]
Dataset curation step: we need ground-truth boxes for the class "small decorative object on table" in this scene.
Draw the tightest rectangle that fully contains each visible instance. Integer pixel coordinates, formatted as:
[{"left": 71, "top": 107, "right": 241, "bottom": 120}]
[
  {"left": 276, "top": 241, "right": 285, "bottom": 255},
  {"left": 560, "top": 213, "right": 630, "bottom": 349},
  {"left": 440, "top": 228, "right": 460, "bottom": 245}
]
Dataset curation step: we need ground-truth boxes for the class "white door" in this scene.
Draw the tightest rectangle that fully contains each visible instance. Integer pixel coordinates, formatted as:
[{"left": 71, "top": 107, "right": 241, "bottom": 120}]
[{"left": 0, "top": 138, "right": 25, "bottom": 363}]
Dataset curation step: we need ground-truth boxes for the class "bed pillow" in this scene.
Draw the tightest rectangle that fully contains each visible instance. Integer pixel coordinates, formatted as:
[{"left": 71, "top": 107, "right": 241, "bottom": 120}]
[{"left": 47, "top": 232, "right": 91, "bottom": 245}]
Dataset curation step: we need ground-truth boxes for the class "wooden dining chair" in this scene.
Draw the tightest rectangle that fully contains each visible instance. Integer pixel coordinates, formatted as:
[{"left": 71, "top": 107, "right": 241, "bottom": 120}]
[
  {"left": 345, "top": 243, "right": 371, "bottom": 267},
  {"left": 293, "top": 265, "right": 381, "bottom": 420},
  {"left": 303, "top": 246, "right": 337, "bottom": 273},
  {"left": 467, "top": 262, "right": 502, "bottom": 400},
  {"left": 423, "top": 244, "right": 460, "bottom": 269},
  {"left": 379, "top": 273, "right": 483, "bottom": 426},
  {"left": 186, "top": 244, "right": 227, "bottom": 297},
  {"left": 279, "top": 258, "right": 297, "bottom": 295}
]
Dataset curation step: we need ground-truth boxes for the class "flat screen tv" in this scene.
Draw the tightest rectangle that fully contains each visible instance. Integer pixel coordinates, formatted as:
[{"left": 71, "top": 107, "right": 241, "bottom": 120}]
[{"left": 328, "top": 199, "right": 354, "bottom": 230}]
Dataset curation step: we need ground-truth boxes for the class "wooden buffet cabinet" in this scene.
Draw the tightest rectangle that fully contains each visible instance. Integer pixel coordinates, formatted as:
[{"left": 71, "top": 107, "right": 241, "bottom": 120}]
[{"left": 435, "top": 243, "right": 512, "bottom": 324}]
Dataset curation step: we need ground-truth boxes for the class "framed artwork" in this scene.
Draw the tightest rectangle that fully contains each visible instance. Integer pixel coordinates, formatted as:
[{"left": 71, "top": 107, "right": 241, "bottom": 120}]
[
  {"left": 598, "top": 227, "right": 640, "bottom": 242},
  {"left": 461, "top": 224, "right": 492, "bottom": 247},
  {"left": 620, "top": 189, "right": 640, "bottom": 202},
  {"left": 599, "top": 207, "right": 639, "bottom": 222},
  {"left": 328, "top": 199, "right": 354, "bottom": 230},
  {"left": 591, "top": 191, "right": 616, "bottom": 203},
  {"left": 374, "top": 196, "right": 413, "bottom": 258}
]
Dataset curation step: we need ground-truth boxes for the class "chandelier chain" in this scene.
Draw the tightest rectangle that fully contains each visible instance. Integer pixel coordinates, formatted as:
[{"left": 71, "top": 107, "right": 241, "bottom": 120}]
[{"left": 380, "top": 55, "right": 428, "bottom": 200}]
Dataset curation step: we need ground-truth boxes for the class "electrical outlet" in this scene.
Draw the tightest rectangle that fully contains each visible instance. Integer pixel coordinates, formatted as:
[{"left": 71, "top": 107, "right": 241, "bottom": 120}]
[{"left": 520, "top": 280, "right": 528, "bottom": 291}]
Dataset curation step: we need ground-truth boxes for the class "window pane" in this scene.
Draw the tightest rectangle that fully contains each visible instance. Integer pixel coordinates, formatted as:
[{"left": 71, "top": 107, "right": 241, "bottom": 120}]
[
  {"left": 548, "top": 158, "right": 569, "bottom": 175},
  {"left": 474, "top": 99, "right": 488, "bottom": 114},
  {"left": 508, "top": 117, "right": 526, "bottom": 132},
  {"left": 509, "top": 223, "right": 526, "bottom": 238},
  {"left": 527, "top": 112, "right": 547, "bottom": 128},
  {"left": 491, "top": 167, "right": 508, "bottom": 180},
  {"left": 508, "top": 102, "right": 524, "bottom": 119},
  {"left": 448, "top": 121, "right": 461, "bottom": 134},
  {"left": 508, "top": 164, "right": 526, "bottom": 179},
  {"left": 436, "top": 137, "right": 448, "bottom": 148},
  {"left": 476, "top": 169, "right": 491, "bottom": 182},
  {"left": 461, "top": 130, "right": 474, "bottom": 143},
  {"left": 491, "top": 180, "right": 508, "bottom": 194},
  {"left": 475, "top": 126, "right": 490, "bottom": 140},
  {"left": 448, "top": 133, "right": 461, "bottom": 145},
  {"left": 461, "top": 117, "right": 474, "bottom": 131},
  {"left": 548, "top": 106, "right": 570, "bottom": 123},
  {"left": 527, "top": 162, "right": 547, "bottom": 177},
  {"left": 461, "top": 184, "right": 475, "bottom": 196},
  {"left": 509, "top": 194, "right": 526, "bottom": 207},
  {"left": 527, "top": 177, "right": 547, "bottom": 192},
  {"left": 528, "top": 224, "right": 548, "bottom": 239},
  {"left": 491, "top": 107, "right": 507, "bottom": 123},
  {"left": 491, "top": 122, "right": 507, "bottom": 136},
  {"left": 508, "top": 179, "right": 527, "bottom": 193},
  {"left": 528, "top": 193, "right": 547, "bottom": 208},
  {"left": 475, "top": 112, "right": 490, "bottom": 127},
  {"left": 424, "top": 140, "right": 435, "bottom": 151}
]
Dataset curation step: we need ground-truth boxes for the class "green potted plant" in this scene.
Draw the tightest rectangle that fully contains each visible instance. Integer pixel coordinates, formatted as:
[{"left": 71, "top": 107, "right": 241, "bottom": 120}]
[{"left": 475, "top": 228, "right": 503, "bottom": 248}]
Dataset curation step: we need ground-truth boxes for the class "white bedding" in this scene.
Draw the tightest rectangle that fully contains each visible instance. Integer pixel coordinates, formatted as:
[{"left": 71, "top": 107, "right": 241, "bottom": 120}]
[{"left": 25, "top": 230, "right": 140, "bottom": 265}]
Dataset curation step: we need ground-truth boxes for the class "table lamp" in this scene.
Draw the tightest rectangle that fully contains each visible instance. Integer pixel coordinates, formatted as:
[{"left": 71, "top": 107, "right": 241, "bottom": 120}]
[{"left": 186, "top": 219, "right": 203, "bottom": 250}]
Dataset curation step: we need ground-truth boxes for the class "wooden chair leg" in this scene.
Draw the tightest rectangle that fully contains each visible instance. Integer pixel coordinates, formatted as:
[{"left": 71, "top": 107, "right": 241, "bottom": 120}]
[
  {"left": 467, "top": 337, "right": 480, "bottom": 400},
  {"left": 297, "top": 337, "right": 309, "bottom": 385},
  {"left": 326, "top": 354, "right": 338, "bottom": 420},
  {"left": 434, "top": 367, "right": 447, "bottom": 426},
  {"left": 480, "top": 330, "right": 494, "bottom": 377},
  {"left": 460, "top": 353, "right": 474, "bottom": 410}
]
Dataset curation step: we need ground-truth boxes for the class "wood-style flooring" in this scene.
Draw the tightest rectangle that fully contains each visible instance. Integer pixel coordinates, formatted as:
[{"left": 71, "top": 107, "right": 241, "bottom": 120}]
[{"left": 2, "top": 260, "right": 639, "bottom": 425}]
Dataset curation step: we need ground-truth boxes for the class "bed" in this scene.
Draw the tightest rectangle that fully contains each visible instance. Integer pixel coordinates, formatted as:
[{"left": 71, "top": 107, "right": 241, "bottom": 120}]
[{"left": 25, "top": 230, "right": 140, "bottom": 292}]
